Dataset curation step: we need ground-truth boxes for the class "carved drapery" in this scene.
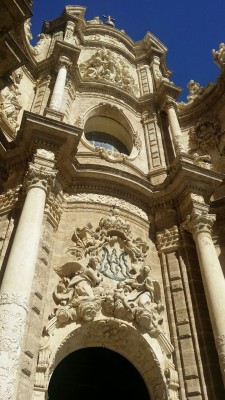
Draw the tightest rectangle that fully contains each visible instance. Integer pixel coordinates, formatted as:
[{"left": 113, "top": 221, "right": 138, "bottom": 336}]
[{"left": 182, "top": 209, "right": 225, "bottom": 385}]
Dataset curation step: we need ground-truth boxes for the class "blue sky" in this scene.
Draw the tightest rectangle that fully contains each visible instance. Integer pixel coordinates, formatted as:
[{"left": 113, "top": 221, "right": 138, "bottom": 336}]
[{"left": 30, "top": 1, "right": 225, "bottom": 101}]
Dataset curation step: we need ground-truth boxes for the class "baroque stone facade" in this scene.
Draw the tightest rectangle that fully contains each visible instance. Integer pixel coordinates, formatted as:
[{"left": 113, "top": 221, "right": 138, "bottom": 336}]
[{"left": 0, "top": 3, "right": 225, "bottom": 400}]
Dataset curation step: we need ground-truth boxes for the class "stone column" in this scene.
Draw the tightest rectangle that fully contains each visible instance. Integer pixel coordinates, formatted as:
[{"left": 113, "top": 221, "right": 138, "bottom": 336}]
[
  {"left": 0, "top": 160, "right": 56, "bottom": 400},
  {"left": 165, "top": 99, "right": 184, "bottom": 154},
  {"left": 49, "top": 56, "right": 72, "bottom": 112},
  {"left": 183, "top": 209, "right": 225, "bottom": 386}
]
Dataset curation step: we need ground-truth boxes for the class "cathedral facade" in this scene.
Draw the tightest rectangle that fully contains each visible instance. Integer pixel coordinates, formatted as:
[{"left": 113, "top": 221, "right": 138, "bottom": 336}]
[{"left": 0, "top": 3, "right": 225, "bottom": 399}]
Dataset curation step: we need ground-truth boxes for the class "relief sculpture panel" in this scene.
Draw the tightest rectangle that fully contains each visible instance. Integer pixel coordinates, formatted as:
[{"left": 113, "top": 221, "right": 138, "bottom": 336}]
[{"left": 49, "top": 210, "right": 164, "bottom": 334}]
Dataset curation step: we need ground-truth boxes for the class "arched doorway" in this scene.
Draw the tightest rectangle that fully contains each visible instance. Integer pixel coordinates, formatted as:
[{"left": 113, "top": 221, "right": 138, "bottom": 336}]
[{"left": 48, "top": 347, "right": 150, "bottom": 400}]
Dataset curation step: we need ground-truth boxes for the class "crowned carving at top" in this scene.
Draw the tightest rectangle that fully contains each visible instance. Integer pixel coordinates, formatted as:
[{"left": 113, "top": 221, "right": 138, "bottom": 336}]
[
  {"left": 0, "top": 69, "right": 23, "bottom": 130},
  {"left": 49, "top": 210, "right": 164, "bottom": 336},
  {"left": 79, "top": 48, "right": 139, "bottom": 96}
]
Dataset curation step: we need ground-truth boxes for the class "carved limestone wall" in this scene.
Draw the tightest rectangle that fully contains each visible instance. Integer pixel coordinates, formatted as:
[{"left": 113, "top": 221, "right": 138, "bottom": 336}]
[
  {"left": 33, "top": 208, "right": 179, "bottom": 399},
  {"left": 156, "top": 225, "right": 210, "bottom": 400}
]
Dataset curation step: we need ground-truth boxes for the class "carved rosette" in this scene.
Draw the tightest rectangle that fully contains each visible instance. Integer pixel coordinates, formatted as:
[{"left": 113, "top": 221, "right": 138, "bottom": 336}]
[
  {"left": 25, "top": 163, "right": 57, "bottom": 194},
  {"left": 182, "top": 210, "right": 216, "bottom": 238}
]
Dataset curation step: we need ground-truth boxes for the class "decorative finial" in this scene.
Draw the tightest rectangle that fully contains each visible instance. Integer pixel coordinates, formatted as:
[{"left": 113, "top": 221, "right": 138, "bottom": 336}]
[{"left": 103, "top": 15, "right": 116, "bottom": 27}]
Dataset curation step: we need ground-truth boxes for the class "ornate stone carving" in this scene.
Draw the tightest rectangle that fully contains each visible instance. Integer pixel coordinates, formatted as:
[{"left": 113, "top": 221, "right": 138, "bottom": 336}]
[
  {"left": 0, "top": 185, "right": 21, "bottom": 213},
  {"left": 0, "top": 69, "right": 23, "bottom": 129},
  {"left": 0, "top": 298, "right": 27, "bottom": 400},
  {"left": 186, "top": 80, "right": 215, "bottom": 103},
  {"left": 193, "top": 153, "right": 211, "bottom": 169},
  {"left": 79, "top": 48, "right": 138, "bottom": 96},
  {"left": 215, "top": 334, "right": 225, "bottom": 372},
  {"left": 0, "top": 292, "right": 28, "bottom": 311},
  {"left": 36, "top": 319, "right": 176, "bottom": 399},
  {"left": 212, "top": 43, "right": 225, "bottom": 69},
  {"left": 182, "top": 210, "right": 216, "bottom": 237},
  {"left": 64, "top": 193, "right": 148, "bottom": 221},
  {"left": 25, "top": 163, "right": 57, "bottom": 193},
  {"left": 156, "top": 226, "right": 180, "bottom": 253},
  {"left": 189, "top": 116, "right": 221, "bottom": 152},
  {"left": 36, "top": 149, "right": 55, "bottom": 160},
  {"left": 64, "top": 21, "right": 77, "bottom": 45},
  {"left": 33, "top": 33, "right": 51, "bottom": 57},
  {"left": 87, "top": 16, "right": 103, "bottom": 25},
  {"left": 187, "top": 80, "right": 202, "bottom": 102},
  {"left": 49, "top": 211, "right": 164, "bottom": 335},
  {"left": 45, "top": 192, "right": 62, "bottom": 230}
]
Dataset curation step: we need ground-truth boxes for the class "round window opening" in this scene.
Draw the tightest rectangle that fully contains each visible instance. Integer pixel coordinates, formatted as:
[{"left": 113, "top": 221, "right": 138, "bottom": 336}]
[{"left": 84, "top": 116, "right": 132, "bottom": 155}]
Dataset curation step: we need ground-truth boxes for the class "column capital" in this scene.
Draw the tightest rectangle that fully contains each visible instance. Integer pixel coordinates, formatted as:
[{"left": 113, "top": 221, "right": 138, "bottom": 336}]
[
  {"left": 25, "top": 163, "right": 57, "bottom": 194},
  {"left": 56, "top": 55, "right": 72, "bottom": 72},
  {"left": 163, "top": 96, "right": 178, "bottom": 112},
  {"left": 182, "top": 209, "right": 216, "bottom": 238}
]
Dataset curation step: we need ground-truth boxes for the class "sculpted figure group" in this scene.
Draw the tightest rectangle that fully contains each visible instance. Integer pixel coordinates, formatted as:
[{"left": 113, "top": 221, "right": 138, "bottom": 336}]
[
  {"left": 48, "top": 212, "right": 164, "bottom": 336},
  {"left": 80, "top": 48, "right": 137, "bottom": 95},
  {"left": 52, "top": 256, "right": 163, "bottom": 335}
]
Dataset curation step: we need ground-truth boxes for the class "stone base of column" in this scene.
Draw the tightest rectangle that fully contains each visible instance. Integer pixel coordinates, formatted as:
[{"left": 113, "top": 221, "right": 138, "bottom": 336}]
[{"left": 44, "top": 107, "right": 64, "bottom": 122}]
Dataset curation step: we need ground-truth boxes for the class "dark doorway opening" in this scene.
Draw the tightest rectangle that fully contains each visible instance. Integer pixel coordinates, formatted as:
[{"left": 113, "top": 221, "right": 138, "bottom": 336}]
[{"left": 48, "top": 347, "right": 150, "bottom": 400}]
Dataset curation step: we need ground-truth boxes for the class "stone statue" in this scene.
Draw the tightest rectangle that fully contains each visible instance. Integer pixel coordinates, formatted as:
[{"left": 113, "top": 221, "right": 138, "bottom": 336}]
[
  {"left": 212, "top": 43, "right": 225, "bottom": 68},
  {"left": 0, "top": 69, "right": 23, "bottom": 129}
]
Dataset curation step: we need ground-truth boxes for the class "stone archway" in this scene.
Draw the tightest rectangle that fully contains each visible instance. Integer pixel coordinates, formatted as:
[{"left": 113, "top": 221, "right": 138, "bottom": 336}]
[
  {"left": 48, "top": 347, "right": 150, "bottom": 399},
  {"left": 33, "top": 319, "right": 174, "bottom": 400}
]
